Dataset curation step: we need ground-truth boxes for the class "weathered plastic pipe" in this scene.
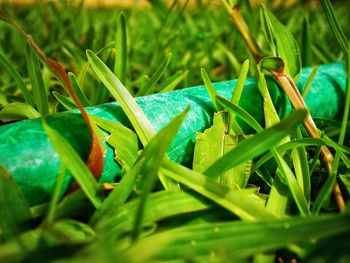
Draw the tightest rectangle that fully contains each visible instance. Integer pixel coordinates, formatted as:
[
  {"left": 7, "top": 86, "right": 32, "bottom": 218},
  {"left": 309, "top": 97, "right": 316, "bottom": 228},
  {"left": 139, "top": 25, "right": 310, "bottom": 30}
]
[{"left": 0, "top": 63, "right": 346, "bottom": 206}]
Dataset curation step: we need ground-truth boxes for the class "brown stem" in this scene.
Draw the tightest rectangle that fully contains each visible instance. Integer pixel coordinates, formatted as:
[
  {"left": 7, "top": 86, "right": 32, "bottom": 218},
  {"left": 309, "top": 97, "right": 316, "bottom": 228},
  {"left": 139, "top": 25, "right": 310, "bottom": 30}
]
[
  {"left": 275, "top": 73, "right": 345, "bottom": 212},
  {"left": 230, "top": 6, "right": 264, "bottom": 62}
]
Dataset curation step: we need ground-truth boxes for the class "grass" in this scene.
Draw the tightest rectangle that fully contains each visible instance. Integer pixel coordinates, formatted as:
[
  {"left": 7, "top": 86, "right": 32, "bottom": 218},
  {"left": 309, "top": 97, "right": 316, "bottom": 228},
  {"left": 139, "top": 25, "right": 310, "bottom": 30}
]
[{"left": 0, "top": 0, "right": 350, "bottom": 262}]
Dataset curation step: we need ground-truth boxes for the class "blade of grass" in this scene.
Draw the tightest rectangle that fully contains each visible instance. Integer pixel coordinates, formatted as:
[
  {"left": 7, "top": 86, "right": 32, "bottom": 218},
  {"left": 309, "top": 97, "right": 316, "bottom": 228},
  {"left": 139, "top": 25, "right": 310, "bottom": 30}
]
[
  {"left": 161, "top": 160, "right": 275, "bottom": 221},
  {"left": 0, "top": 52, "right": 34, "bottom": 106},
  {"left": 0, "top": 167, "right": 32, "bottom": 243},
  {"left": 53, "top": 91, "right": 77, "bottom": 111},
  {"left": 0, "top": 102, "right": 40, "bottom": 122},
  {"left": 68, "top": 72, "right": 91, "bottom": 107},
  {"left": 114, "top": 12, "right": 128, "bottom": 86},
  {"left": 87, "top": 50, "right": 177, "bottom": 190},
  {"left": 132, "top": 108, "right": 189, "bottom": 242},
  {"left": 43, "top": 121, "right": 102, "bottom": 208},
  {"left": 26, "top": 42, "right": 49, "bottom": 116},
  {"left": 301, "top": 65, "right": 318, "bottom": 98},
  {"left": 137, "top": 53, "right": 172, "bottom": 96},
  {"left": 201, "top": 68, "right": 220, "bottom": 111},
  {"left": 320, "top": 0, "right": 348, "bottom": 58},
  {"left": 206, "top": 98, "right": 307, "bottom": 178}
]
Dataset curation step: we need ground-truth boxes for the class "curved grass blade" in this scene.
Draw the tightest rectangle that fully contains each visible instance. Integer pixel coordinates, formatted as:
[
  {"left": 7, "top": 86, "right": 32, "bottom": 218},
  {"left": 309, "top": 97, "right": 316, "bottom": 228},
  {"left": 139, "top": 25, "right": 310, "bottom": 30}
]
[
  {"left": 0, "top": 102, "right": 40, "bottom": 122},
  {"left": 26, "top": 42, "right": 49, "bottom": 116},
  {"left": 87, "top": 50, "right": 154, "bottom": 145},
  {"left": 53, "top": 91, "right": 76, "bottom": 111},
  {"left": 132, "top": 108, "right": 189, "bottom": 241},
  {"left": 161, "top": 160, "right": 275, "bottom": 221},
  {"left": 138, "top": 211, "right": 350, "bottom": 261},
  {"left": 43, "top": 121, "right": 102, "bottom": 208},
  {"left": 0, "top": 52, "right": 34, "bottom": 106},
  {"left": 204, "top": 105, "right": 307, "bottom": 178},
  {"left": 137, "top": 53, "right": 172, "bottom": 96},
  {"left": 68, "top": 72, "right": 91, "bottom": 107}
]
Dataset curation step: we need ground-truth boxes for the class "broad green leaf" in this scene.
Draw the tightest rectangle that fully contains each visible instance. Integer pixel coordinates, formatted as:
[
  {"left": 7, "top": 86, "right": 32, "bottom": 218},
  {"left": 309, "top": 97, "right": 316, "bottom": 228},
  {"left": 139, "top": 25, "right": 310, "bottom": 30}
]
[
  {"left": 0, "top": 102, "right": 40, "bottom": 122},
  {"left": 43, "top": 121, "right": 102, "bottom": 208},
  {"left": 138, "top": 211, "right": 350, "bottom": 261},
  {"left": 114, "top": 12, "right": 128, "bottom": 86},
  {"left": 161, "top": 160, "right": 275, "bottom": 221},
  {"left": 320, "top": 0, "right": 348, "bottom": 58},
  {"left": 193, "top": 111, "right": 251, "bottom": 189},
  {"left": 0, "top": 52, "right": 34, "bottom": 106},
  {"left": 0, "top": 168, "right": 32, "bottom": 243},
  {"left": 204, "top": 106, "right": 307, "bottom": 178},
  {"left": 68, "top": 72, "right": 91, "bottom": 107},
  {"left": 260, "top": 5, "right": 301, "bottom": 80},
  {"left": 26, "top": 42, "right": 49, "bottom": 116},
  {"left": 92, "top": 117, "right": 138, "bottom": 169},
  {"left": 137, "top": 53, "right": 172, "bottom": 96}
]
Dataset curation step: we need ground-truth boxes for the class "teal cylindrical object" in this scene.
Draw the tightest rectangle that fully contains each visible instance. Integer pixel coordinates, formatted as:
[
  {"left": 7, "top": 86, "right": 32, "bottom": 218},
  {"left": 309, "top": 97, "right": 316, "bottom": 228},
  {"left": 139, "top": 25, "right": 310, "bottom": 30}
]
[{"left": 0, "top": 63, "right": 346, "bottom": 206}]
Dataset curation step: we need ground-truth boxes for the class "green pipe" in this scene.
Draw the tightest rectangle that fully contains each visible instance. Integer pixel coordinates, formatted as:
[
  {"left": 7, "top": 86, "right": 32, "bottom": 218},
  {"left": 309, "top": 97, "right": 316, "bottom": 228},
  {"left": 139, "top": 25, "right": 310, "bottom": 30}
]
[{"left": 0, "top": 63, "right": 346, "bottom": 206}]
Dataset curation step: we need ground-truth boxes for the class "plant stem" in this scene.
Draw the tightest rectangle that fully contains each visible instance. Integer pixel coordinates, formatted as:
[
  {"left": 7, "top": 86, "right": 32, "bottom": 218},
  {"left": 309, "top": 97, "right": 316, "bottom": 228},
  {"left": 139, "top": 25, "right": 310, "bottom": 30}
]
[
  {"left": 274, "top": 72, "right": 345, "bottom": 212},
  {"left": 229, "top": 6, "right": 263, "bottom": 62}
]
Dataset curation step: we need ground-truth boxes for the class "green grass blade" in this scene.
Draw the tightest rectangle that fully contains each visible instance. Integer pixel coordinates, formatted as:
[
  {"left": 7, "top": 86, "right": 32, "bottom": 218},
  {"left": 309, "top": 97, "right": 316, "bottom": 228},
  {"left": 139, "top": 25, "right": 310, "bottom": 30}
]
[
  {"left": 301, "top": 15, "right": 312, "bottom": 66},
  {"left": 320, "top": 0, "right": 348, "bottom": 58},
  {"left": 25, "top": 42, "right": 50, "bottom": 116},
  {"left": 201, "top": 68, "right": 220, "bottom": 111},
  {"left": 53, "top": 91, "right": 77, "bottom": 111},
  {"left": 68, "top": 72, "right": 91, "bottom": 107},
  {"left": 161, "top": 160, "right": 275, "bottom": 221},
  {"left": 0, "top": 102, "right": 40, "bottom": 122},
  {"left": 0, "top": 52, "right": 34, "bottom": 106},
  {"left": 0, "top": 167, "right": 32, "bottom": 243},
  {"left": 260, "top": 5, "right": 301, "bottom": 80},
  {"left": 272, "top": 150, "right": 310, "bottom": 216},
  {"left": 293, "top": 127, "right": 311, "bottom": 205},
  {"left": 160, "top": 70, "right": 188, "bottom": 93},
  {"left": 301, "top": 65, "right": 318, "bottom": 98},
  {"left": 231, "top": 59, "right": 249, "bottom": 104},
  {"left": 204, "top": 107, "right": 307, "bottom": 178},
  {"left": 137, "top": 53, "right": 172, "bottom": 96},
  {"left": 44, "top": 165, "right": 66, "bottom": 225},
  {"left": 132, "top": 108, "right": 188, "bottom": 241},
  {"left": 138, "top": 212, "right": 350, "bottom": 261},
  {"left": 114, "top": 12, "right": 128, "bottom": 86},
  {"left": 94, "top": 190, "right": 212, "bottom": 235},
  {"left": 43, "top": 121, "right": 102, "bottom": 208},
  {"left": 86, "top": 50, "right": 155, "bottom": 145}
]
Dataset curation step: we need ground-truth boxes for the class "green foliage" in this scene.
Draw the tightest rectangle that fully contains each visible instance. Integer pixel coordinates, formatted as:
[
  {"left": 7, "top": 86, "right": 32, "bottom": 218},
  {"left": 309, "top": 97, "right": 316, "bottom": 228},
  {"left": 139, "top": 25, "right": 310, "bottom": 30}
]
[{"left": 0, "top": 1, "right": 349, "bottom": 262}]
